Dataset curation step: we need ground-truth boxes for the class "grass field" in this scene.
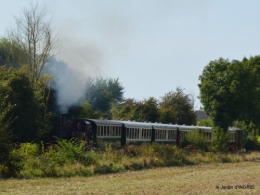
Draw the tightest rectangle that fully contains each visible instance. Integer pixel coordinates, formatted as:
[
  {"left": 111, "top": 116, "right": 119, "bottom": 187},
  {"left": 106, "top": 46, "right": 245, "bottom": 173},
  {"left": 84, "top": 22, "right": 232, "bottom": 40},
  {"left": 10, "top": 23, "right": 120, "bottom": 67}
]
[{"left": 0, "top": 161, "right": 259, "bottom": 195}]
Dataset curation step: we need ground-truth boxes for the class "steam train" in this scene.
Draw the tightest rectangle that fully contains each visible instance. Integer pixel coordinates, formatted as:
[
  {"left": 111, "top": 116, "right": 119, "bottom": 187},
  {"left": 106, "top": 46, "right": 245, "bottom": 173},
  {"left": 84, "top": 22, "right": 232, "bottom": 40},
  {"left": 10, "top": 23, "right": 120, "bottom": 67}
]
[{"left": 52, "top": 114, "right": 243, "bottom": 149}]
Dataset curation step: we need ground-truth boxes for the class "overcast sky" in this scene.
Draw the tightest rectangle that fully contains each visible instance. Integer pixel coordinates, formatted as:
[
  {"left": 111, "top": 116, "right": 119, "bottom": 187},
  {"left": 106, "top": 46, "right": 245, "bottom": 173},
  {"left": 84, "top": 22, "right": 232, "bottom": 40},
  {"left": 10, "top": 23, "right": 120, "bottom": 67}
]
[{"left": 1, "top": 0, "right": 260, "bottom": 109}]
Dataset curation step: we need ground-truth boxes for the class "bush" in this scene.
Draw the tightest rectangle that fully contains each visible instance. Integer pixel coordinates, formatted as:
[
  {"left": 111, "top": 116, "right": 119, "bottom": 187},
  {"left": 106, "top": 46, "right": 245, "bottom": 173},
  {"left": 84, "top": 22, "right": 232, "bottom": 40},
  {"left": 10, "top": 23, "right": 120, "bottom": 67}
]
[
  {"left": 211, "top": 128, "right": 230, "bottom": 152},
  {"left": 182, "top": 129, "right": 208, "bottom": 151},
  {"left": 1, "top": 147, "right": 24, "bottom": 177},
  {"left": 245, "top": 136, "right": 260, "bottom": 151},
  {"left": 45, "top": 138, "right": 99, "bottom": 166},
  {"left": 0, "top": 144, "right": 10, "bottom": 164}
]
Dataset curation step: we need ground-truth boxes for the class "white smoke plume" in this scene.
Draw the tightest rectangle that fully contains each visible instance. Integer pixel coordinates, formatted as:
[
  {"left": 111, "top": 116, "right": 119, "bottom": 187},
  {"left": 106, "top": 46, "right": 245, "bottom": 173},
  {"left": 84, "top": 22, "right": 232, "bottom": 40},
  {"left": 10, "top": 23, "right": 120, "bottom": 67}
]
[
  {"left": 47, "top": 59, "right": 86, "bottom": 113},
  {"left": 47, "top": 32, "right": 103, "bottom": 113}
]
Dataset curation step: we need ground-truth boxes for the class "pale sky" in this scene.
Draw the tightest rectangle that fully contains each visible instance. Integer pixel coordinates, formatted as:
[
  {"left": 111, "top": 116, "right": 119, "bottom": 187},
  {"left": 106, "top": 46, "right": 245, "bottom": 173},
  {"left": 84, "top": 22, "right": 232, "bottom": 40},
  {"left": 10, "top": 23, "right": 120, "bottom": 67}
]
[{"left": 1, "top": 0, "right": 260, "bottom": 109}]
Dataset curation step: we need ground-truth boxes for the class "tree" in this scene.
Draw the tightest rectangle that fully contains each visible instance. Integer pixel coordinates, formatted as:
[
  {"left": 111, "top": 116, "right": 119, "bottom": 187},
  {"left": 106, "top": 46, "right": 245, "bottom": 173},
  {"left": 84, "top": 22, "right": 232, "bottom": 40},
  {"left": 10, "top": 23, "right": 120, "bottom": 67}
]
[
  {"left": 0, "top": 79, "right": 14, "bottom": 163},
  {"left": 198, "top": 58, "right": 251, "bottom": 130},
  {"left": 85, "top": 77, "right": 124, "bottom": 118},
  {"left": 111, "top": 97, "right": 159, "bottom": 122},
  {"left": 141, "top": 97, "right": 160, "bottom": 122},
  {"left": 7, "top": 2, "right": 56, "bottom": 83},
  {"left": 0, "top": 38, "right": 21, "bottom": 68},
  {"left": 240, "top": 56, "right": 260, "bottom": 134},
  {"left": 0, "top": 66, "right": 39, "bottom": 143},
  {"left": 4, "top": 3, "right": 59, "bottom": 141},
  {"left": 158, "top": 88, "right": 196, "bottom": 125},
  {"left": 110, "top": 98, "right": 137, "bottom": 121},
  {"left": 198, "top": 57, "right": 253, "bottom": 151}
]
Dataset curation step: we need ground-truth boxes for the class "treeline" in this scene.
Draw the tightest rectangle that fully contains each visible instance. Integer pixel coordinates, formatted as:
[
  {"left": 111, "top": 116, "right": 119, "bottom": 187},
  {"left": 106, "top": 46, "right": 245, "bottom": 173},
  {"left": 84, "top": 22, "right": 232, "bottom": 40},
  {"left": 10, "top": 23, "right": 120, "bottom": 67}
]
[{"left": 70, "top": 86, "right": 196, "bottom": 125}]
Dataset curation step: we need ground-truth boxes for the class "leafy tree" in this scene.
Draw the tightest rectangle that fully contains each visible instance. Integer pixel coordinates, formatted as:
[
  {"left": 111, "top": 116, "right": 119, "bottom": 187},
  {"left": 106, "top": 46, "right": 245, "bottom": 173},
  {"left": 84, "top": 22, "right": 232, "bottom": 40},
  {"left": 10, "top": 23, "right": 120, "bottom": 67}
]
[
  {"left": 110, "top": 98, "right": 137, "bottom": 121},
  {"left": 0, "top": 38, "right": 21, "bottom": 68},
  {"left": 158, "top": 88, "right": 196, "bottom": 125},
  {"left": 0, "top": 64, "right": 55, "bottom": 143},
  {"left": 33, "top": 74, "right": 56, "bottom": 141},
  {"left": 198, "top": 57, "right": 254, "bottom": 151},
  {"left": 141, "top": 97, "right": 159, "bottom": 122},
  {"left": 198, "top": 58, "right": 251, "bottom": 129},
  {"left": 85, "top": 77, "right": 124, "bottom": 118},
  {"left": 240, "top": 56, "right": 260, "bottom": 134},
  {"left": 111, "top": 97, "right": 159, "bottom": 122},
  {"left": 0, "top": 87, "right": 14, "bottom": 163},
  {"left": 2, "top": 3, "right": 59, "bottom": 141},
  {"left": 0, "top": 66, "right": 39, "bottom": 143}
]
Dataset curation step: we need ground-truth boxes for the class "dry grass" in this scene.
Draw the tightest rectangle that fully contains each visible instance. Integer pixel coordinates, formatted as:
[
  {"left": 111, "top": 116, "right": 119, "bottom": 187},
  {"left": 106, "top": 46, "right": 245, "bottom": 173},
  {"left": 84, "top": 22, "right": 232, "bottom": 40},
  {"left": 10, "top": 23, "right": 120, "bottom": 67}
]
[{"left": 0, "top": 161, "right": 259, "bottom": 195}]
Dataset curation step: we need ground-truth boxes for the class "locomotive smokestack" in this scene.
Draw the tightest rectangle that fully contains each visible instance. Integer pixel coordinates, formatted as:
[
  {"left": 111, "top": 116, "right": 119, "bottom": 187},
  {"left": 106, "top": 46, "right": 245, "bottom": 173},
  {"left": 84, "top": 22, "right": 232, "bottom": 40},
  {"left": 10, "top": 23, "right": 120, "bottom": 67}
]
[{"left": 60, "top": 114, "right": 68, "bottom": 130}]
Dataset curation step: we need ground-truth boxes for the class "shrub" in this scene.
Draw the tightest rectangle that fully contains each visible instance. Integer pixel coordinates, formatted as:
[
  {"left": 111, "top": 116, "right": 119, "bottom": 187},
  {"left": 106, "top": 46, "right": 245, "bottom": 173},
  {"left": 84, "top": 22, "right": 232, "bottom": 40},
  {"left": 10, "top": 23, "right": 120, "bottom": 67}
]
[
  {"left": 0, "top": 144, "right": 10, "bottom": 164},
  {"left": 211, "top": 127, "right": 230, "bottom": 152},
  {"left": 46, "top": 138, "right": 99, "bottom": 166},
  {"left": 245, "top": 135, "right": 260, "bottom": 151},
  {"left": 182, "top": 129, "right": 208, "bottom": 151},
  {"left": 122, "top": 144, "right": 142, "bottom": 157},
  {"left": 1, "top": 147, "right": 24, "bottom": 177},
  {"left": 17, "top": 143, "right": 40, "bottom": 157}
]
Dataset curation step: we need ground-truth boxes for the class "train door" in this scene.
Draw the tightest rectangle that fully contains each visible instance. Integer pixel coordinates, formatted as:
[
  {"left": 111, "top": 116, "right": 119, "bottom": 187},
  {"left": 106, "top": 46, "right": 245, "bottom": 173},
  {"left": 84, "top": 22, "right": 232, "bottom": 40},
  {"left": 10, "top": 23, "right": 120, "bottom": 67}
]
[{"left": 86, "top": 123, "right": 94, "bottom": 145}]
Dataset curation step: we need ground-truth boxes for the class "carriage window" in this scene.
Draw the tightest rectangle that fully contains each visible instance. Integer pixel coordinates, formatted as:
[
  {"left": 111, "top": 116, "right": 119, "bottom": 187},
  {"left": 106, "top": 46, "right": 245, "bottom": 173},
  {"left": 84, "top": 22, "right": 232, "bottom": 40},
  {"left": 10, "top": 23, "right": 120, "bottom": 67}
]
[
  {"left": 126, "top": 128, "right": 140, "bottom": 139},
  {"left": 155, "top": 129, "right": 170, "bottom": 140},
  {"left": 97, "top": 125, "right": 121, "bottom": 137},
  {"left": 168, "top": 130, "right": 176, "bottom": 140},
  {"left": 141, "top": 128, "right": 151, "bottom": 140}
]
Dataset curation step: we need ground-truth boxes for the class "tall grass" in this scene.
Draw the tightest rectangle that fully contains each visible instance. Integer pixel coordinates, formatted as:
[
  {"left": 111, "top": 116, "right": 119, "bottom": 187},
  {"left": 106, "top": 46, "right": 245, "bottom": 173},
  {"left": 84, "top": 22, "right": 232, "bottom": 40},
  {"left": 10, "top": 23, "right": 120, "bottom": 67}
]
[{"left": 1, "top": 140, "right": 260, "bottom": 179}]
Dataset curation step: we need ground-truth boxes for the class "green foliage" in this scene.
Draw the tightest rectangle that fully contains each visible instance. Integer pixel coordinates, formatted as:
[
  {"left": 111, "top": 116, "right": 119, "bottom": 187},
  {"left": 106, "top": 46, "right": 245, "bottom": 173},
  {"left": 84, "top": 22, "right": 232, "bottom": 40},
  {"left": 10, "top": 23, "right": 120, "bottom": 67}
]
[
  {"left": 53, "top": 138, "right": 98, "bottom": 166},
  {"left": 182, "top": 130, "right": 208, "bottom": 151},
  {"left": 0, "top": 144, "right": 10, "bottom": 164},
  {"left": 198, "top": 56, "right": 260, "bottom": 150},
  {"left": 0, "top": 66, "right": 40, "bottom": 143},
  {"left": 0, "top": 66, "right": 54, "bottom": 143},
  {"left": 111, "top": 97, "right": 159, "bottom": 122},
  {"left": 0, "top": 91, "right": 13, "bottom": 147},
  {"left": 110, "top": 98, "right": 138, "bottom": 121},
  {"left": 0, "top": 38, "right": 21, "bottom": 68},
  {"left": 68, "top": 100, "right": 102, "bottom": 119},
  {"left": 2, "top": 141, "right": 260, "bottom": 179},
  {"left": 159, "top": 87, "right": 196, "bottom": 125},
  {"left": 17, "top": 143, "right": 40, "bottom": 157},
  {"left": 1, "top": 140, "right": 99, "bottom": 178},
  {"left": 141, "top": 143, "right": 183, "bottom": 159},
  {"left": 196, "top": 118, "right": 213, "bottom": 127},
  {"left": 199, "top": 58, "right": 246, "bottom": 130},
  {"left": 211, "top": 127, "right": 230, "bottom": 152},
  {"left": 245, "top": 135, "right": 260, "bottom": 151},
  {"left": 0, "top": 3, "right": 56, "bottom": 144},
  {"left": 85, "top": 77, "right": 124, "bottom": 118}
]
